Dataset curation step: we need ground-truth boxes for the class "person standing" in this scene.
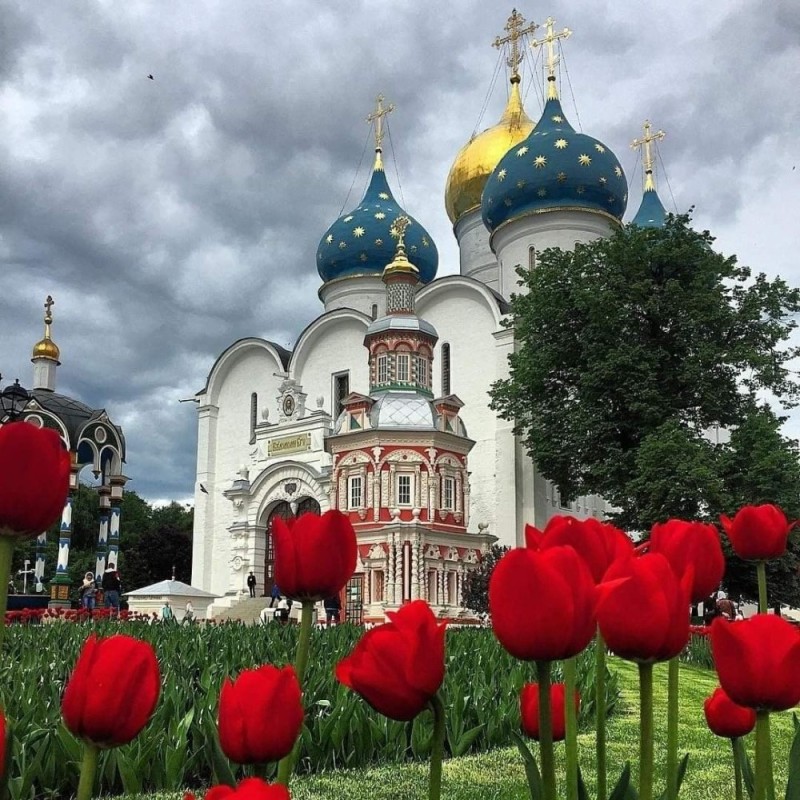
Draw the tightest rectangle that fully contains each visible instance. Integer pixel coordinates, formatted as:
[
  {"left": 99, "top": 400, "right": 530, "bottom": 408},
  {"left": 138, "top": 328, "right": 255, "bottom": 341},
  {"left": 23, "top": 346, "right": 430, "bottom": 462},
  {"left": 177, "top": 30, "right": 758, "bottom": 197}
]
[
  {"left": 161, "top": 599, "right": 174, "bottom": 622},
  {"left": 81, "top": 572, "right": 96, "bottom": 612},
  {"left": 269, "top": 583, "right": 281, "bottom": 608},
  {"left": 324, "top": 594, "right": 341, "bottom": 627},
  {"left": 183, "top": 600, "right": 195, "bottom": 623},
  {"left": 247, "top": 571, "right": 257, "bottom": 598},
  {"left": 102, "top": 562, "right": 122, "bottom": 617}
]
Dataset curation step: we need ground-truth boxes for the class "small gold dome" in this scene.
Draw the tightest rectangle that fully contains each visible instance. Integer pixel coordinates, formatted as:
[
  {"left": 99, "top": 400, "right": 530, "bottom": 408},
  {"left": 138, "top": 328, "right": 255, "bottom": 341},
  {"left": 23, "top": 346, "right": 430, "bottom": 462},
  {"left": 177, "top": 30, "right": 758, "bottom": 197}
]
[
  {"left": 445, "top": 79, "right": 534, "bottom": 225},
  {"left": 32, "top": 337, "right": 60, "bottom": 362}
]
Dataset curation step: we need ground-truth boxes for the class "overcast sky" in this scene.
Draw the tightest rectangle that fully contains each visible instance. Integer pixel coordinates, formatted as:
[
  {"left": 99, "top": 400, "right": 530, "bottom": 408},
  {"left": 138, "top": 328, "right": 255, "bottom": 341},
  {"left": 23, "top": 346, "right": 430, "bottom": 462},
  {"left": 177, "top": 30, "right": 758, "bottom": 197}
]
[{"left": 2, "top": 1, "right": 799, "bottom": 503}]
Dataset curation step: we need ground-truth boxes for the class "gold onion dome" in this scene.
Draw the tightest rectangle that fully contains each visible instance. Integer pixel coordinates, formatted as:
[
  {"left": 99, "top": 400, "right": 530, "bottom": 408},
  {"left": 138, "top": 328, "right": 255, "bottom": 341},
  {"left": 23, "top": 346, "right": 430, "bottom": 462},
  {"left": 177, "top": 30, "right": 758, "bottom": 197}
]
[
  {"left": 444, "top": 78, "right": 534, "bottom": 225},
  {"left": 31, "top": 295, "right": 61, "bottom": 364}
]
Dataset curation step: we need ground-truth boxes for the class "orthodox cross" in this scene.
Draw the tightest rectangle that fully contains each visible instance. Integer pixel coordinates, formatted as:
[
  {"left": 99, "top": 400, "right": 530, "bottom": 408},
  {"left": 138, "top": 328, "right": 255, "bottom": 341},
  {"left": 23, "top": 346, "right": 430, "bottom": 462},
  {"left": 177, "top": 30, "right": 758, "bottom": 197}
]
[
  {"left": 530, "top": 16, "right": 572, "bottom": 99},
  {"left": 631, "top": 120, "right": 666, "bottom": 190},
  {"left": 390, "top": 215, "right": 410, "bottom": 251},
  {"left": 366, "top": 94, "right": 395, "bottom": 151},
  {"left": 44, "top": 295, "right": 54, "bottom": 324},
  {"left": 493, "top": 9, "right": 538, "bottom": 81}
]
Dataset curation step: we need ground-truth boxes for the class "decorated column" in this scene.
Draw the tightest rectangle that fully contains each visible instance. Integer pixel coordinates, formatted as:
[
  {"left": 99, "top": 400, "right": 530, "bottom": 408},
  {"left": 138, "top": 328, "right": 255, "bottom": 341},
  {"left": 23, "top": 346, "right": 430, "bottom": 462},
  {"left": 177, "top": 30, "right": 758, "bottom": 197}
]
[
  {"left": 34, "top": 532, "right": 47, "bottom": 586},
  {"left": 95, "top": 485, "right": 111, "bottom": 580},
  {"left": 107, "top": 474, "right": 129, "bottom": 569},
  {"left": 50, "top": 493, "right": 74, "bottom": 604}
]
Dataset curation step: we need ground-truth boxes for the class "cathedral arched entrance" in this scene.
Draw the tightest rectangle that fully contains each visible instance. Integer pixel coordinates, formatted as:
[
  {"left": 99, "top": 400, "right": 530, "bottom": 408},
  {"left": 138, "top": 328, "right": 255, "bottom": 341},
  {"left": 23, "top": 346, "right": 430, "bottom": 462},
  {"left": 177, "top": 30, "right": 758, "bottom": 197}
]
[{"left": 262, "top": 497, "right": 321, "bottom": 596}]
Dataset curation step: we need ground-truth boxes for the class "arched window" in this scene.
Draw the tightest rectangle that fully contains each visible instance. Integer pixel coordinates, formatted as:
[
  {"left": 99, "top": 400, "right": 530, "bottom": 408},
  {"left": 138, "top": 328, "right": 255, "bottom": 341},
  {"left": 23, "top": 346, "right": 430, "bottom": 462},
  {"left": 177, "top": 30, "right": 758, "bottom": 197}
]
[
  {"left": 441, "top": 343, "right": 451, "bottom": 395},
  {"left": 371, "top": 303, "right": 378, "bottom": 320},
  {"left": 529, "top": 246, "right": 536, "bottom": 271},
  {"left": 250, "top": 393, "right": 258, "bottom": 444}
]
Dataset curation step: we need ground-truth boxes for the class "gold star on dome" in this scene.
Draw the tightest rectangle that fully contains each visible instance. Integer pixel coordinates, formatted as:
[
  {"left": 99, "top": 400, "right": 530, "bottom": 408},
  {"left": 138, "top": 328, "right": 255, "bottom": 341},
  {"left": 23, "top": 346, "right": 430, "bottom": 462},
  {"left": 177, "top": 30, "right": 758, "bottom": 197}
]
[
  {"left": 516, "top": 145, "right": 529, "bottom": 157},
  {"left": 579, "top": 154, "right": 592, "bottom": 166},
  {"left": 576, "top": 185, "right": 586, "bottom": 195},
  {"left": 410, "top": 245, "right": 417, "bottom": 253},
  {"left": 338, "top": 241, "right": 347, "bottom": 249},
  {"left": 375, "top": 238, "right": 383, "bottom": 246},
  {"left": 497, "top": 168, "right": 507, "bottom": 181},
  {"left": 607, "top": 195, "right": 615, "bottom": 204},
  {"left": 554, "top": 138, "right": 568, "bottom": 149},
  {"left": 344, "top": 215, "right": 354, "bottom": 222},
  {"left": 552, "top": 115, "right": 563, "bottom": 123},
  {"left": 325, "top": 234, "right": 333, "bottom": 244},
  {"left": 623, "top": 193, "right": 628, "bottom": 202},
  {"left": 360, "top": 252, "right": 368, "bottom": 261},
  {"left": 614, "top": 166, "right": 623, "bottom": 177},
  {"left": 599, "top": 176, "right": 608, "bottom": 185},
  {"left": 353, "top": 227, "right": 365, "bottom": 238},
  {"left": 516, "top": 179, "right": 527, "bottom": 189},
  {"left": 378, "top": 192, "right": 390, "bottom": 200},
  {"left": 503, "top": 198, "right": 513, "bottom": 207},
  {"left": 422, "top": 236, "right": 430, "bottom": 247},
  {"left": 594, "top": 143, "right": 606, "bottom": 153},
  {"left": 556, "top": 171, "right": 567, "bottom": 183},
  {"left": 534, "top": 155, "right": 547, "bottom": 168},
  {"left": 537, "top": 188, "right": 547, "bottom": 197},
  {"left": 375, "top": 212, "right": 386, "bottom": 220}
]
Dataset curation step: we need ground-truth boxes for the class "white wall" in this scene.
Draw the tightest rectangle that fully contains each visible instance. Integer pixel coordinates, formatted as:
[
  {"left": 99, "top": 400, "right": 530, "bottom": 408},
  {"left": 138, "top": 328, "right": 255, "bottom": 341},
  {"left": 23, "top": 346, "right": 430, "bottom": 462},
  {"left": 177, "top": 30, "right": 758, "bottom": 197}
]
[
  {"left": 319, "top": 275, "right": 387, "bottom": 318},
  {"left": 455, "top": 208, "right": 498, "bottom": 290}
]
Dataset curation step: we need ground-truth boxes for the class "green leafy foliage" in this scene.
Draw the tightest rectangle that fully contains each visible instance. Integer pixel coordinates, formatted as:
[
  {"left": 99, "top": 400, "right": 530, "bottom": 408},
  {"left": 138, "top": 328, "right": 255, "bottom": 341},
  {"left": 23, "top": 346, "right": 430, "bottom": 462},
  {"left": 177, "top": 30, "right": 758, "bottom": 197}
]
[
  {"left": 461, "top": 544, "right": 508, "bottom": 616},
  {"left": 0, "top": 624, "right": 618, "bottom": 796}
]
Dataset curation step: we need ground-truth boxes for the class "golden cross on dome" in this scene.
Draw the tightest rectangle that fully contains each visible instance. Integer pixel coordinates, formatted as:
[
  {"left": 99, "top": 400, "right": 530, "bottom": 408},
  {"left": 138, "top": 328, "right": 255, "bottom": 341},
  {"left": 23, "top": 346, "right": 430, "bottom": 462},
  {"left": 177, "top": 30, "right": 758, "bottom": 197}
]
[
  {"left": 530, "top": 16, "right": 572, "bottom": 99},
  {"left": 390, "top": 215, "right": 410, "bottom": 251},
  {"left": 493, "top": 9, "right": 538, "bottom": 82},
  {"left": 366, "top": 94, "right": 395, "bottom": 151},
  {"left": 631, "top": 120, "right": 666, "bottom": 191},
  {"left": 44, "top": 295, "right": 54, "bottom": 324}
]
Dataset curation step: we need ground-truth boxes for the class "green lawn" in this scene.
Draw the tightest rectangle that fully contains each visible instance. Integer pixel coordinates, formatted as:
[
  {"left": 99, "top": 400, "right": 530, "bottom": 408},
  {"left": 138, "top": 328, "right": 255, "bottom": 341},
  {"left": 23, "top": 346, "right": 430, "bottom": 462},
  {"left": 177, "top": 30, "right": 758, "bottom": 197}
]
[{"left": 125, "top": 658, "right": 796, "bottom": 800}]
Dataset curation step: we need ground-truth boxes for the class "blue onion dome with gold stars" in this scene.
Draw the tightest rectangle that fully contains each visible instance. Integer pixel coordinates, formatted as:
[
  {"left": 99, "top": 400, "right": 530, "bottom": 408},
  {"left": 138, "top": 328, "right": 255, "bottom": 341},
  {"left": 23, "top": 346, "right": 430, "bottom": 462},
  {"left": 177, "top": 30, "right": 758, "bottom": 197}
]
[
  {"left": 632, "top": 187, "right": 667, "bottom": 228},
  {"left": 482, "top": 95, "right": 628, "bottom": 232},
  {"left": 316, "top": 150, "right": 438, "bottom": 284},
  {"left": 630, "top": 121, "right": 668, "bottom": 228}
]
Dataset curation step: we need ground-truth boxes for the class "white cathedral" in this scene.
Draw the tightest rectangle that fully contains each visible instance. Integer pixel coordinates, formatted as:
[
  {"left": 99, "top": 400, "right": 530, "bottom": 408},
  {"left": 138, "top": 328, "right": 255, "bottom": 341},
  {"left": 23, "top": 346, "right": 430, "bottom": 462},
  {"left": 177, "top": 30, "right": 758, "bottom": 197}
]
[{"left": 191, "top": 13, "right": 670, "bottom": 620}]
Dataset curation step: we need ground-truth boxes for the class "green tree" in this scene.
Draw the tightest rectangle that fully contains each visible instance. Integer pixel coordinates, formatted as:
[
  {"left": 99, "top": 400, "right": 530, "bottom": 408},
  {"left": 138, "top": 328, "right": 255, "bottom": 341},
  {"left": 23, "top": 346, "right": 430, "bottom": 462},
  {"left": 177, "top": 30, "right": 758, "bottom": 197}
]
[
  {"left": 461, "top": 544, "right": 508, "bottom": 615},
  {"left": 490, "top": 214, "right": 800, "bottom": 533}
]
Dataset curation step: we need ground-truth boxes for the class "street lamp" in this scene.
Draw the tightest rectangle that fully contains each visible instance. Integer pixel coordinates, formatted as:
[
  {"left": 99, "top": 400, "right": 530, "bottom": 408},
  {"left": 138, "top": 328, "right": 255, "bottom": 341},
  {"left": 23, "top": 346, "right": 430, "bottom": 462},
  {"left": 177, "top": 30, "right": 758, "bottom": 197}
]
[{"left": 0, "top": 377, "right": 31, "bottom": 421}]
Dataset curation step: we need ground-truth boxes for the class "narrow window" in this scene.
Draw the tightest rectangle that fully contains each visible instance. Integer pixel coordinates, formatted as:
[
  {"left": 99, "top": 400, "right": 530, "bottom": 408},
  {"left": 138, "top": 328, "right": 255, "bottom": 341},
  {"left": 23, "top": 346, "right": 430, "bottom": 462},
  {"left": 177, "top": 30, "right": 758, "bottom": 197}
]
[
  {"left": 377, "top": 355, "right": 388, "bottom": 384},
  {"left": 529, "top": 246, "right": 536, "bottom": 271},
  {"left": 373, "top": 570, "right": 384, "bottom": 602},
  {"left": 443, "top": 476, "right": 455, "bottom": 510},
  {"left": 249, "top": 392, "right": 258, "bottom": 444},
  {"left": 441, "top": 343, "right": 451, "bottom": 395},
  {"left": 348, "top": 475, "right": 363, "bottom": 509},
  {"left": 397, "top": 474, "right": 412, "bottom": 506},
  {"left": 397, "top": 353, "right": 409, "bottom": 382},
  {"left": 333, "top": 372, "right": 350, "bottom": 418},
  {"left": 417, "top": 356, "right": 428, "bottom": 389},
  {"left": 371, "top": 303, "right": 378, "bottom": 320}
]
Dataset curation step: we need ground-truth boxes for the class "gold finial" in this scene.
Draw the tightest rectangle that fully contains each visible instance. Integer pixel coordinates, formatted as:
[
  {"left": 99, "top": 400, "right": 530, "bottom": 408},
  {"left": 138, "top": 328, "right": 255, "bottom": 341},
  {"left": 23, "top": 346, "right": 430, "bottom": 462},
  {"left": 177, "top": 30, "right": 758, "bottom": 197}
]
[
  {"left": 366, "top": 94, "right": 395, "bottom": 153},
  {"left": 631, "top": 120, "right": 666, "bottom": 191},
  {"left": 32, "top": 294, "right": 61, "bottom": 363},
  {"left": 390, "top": 215, "right": 410, "bottom": 253},
  {"left": 384, "top": 215, "right": 418, "bottom": 280},
  {"left": 493, "top": 9, "right": 538, "bottom": 83},
  {"left": 530, "top": 16, "right": 572, "bottom": 100}
]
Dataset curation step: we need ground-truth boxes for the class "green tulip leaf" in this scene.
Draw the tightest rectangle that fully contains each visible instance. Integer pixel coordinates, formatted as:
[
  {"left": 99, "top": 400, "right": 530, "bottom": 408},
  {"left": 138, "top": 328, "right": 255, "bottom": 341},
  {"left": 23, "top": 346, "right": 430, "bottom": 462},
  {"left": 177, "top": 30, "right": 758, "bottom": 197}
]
[
  {"left": 656, "top": 753, "right": 689, "bottom": 800},
  {"left": 735, "top": 737, "right": 756, "bottom": 799},
  {"left": 577, "top": 765, "right": 590, "bottom": 800},
  {"left": 608, "top": 762, "right": 633, "bottom": 800},
  {"left": 512, "top": 731, "right": 544, "bottom": 800},
  {"left": 786, "top": 719, "right": 800, "bottom": 800}
]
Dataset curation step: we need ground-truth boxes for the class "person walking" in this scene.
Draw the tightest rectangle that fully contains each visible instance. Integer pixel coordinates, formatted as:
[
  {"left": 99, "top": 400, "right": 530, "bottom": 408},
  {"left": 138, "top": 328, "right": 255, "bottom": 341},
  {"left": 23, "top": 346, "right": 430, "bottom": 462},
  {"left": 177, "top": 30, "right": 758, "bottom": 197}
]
[
  {"left": 247, "top": 571, "right": 257, "bottom": 598},
  {"left": 269, "top": 583, "right": 281, "bottom": 608},
  {"left": 102, "top": 562, "right": 122, "bottom": 617},
  {"left": 324, "top": 594, "right": 342, "bottom": 627}
]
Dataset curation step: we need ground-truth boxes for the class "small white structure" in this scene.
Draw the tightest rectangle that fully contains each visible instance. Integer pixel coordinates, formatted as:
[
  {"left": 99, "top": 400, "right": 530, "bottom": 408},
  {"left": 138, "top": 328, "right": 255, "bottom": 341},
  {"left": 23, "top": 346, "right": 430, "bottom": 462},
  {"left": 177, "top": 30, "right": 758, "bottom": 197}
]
[{"left": 125, "top": 579, "right": 218, "bottom": 621}]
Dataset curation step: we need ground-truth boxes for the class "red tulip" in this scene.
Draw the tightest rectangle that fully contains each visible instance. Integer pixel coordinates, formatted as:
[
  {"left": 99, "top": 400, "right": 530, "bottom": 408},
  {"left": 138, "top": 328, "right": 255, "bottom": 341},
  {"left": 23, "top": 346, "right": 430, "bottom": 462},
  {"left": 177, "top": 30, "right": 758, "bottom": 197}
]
[
  {"left": 61, "top": 634, "right": 160, "bottom": 747},
  {"left": 534, "top": 515, "right": 634, "bottom": 583},
  {"left": 711, "top": 614, "right": 800, "bottom": 711},
  {"left": 273, "top": 510, "right": 357, "bottom": 601},
  {"left": 336, "top": 600, "right": 445, "bottom": 721},
  {"left": 218, "top": 665, "right": 303, "bottom": 764},
  {"left": 520, "top": 682, "right": 579, "bottom": 741},
  {"left": 720, "top": 504, "right": 794, "bottom": 561},
  {"left": 0, "top": 422, "right": 70, "bottom": 537},
  {"left": 489, "top": 545, "right": 596, "bottom": 661},
  {"left": 648, "top": 519, "right": 725, "bottom": 603},
  {"left": 704, "top": 687, "right": 756, "bottom": 739},
  {"left": 186, "top": 778, "right": 290, "bottom": 800},
  {"left": 596, "top": 553, "right": 692, "bottom": 663}
]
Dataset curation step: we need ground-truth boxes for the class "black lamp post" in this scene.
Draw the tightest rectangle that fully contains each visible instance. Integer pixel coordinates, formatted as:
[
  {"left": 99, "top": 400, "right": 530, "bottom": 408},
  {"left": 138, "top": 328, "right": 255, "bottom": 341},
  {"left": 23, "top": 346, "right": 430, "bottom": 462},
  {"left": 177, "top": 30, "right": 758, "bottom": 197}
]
[{"left": 0, "top": 377, "right": 32, "bottom": 421}]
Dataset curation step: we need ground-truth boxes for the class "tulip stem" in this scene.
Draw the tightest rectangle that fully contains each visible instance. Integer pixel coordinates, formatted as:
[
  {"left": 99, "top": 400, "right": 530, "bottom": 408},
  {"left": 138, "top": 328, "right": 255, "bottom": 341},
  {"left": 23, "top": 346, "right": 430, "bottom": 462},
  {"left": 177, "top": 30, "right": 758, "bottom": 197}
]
[
  {"left": 76, "top": 743, "right": 98, "bottom": 800},
  {"left": 638, "top": 663, "right": 654, "bottom": 800},
  {"left": 595, "top": 631, "right": 607, "bottom": 800},
  {"left": 754, "top": 710, "right": 770, "bottom": 800},
  {"left": 563, "top": 656, "right": 579, "bottom": 800},
  {"left": 731, "top": 738, "right": 744, "bottom": 800},
  {"left": 0, "top": 536, "right": 14, "bottom": 650},
  {"left": 536, "top": 660, "right": 557, "bottom": 800},
  {"left": 276, "top": 600, "right": 315, "bottom": 786},
  {"left": 756, "top": 561, "right": 768, "bottom": 614},
  {"left": 666, "top": 656, "right": 679, "bottom": 800},
  {"left": 428, "top": 693, "right": 446, "bottom": 800}
]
